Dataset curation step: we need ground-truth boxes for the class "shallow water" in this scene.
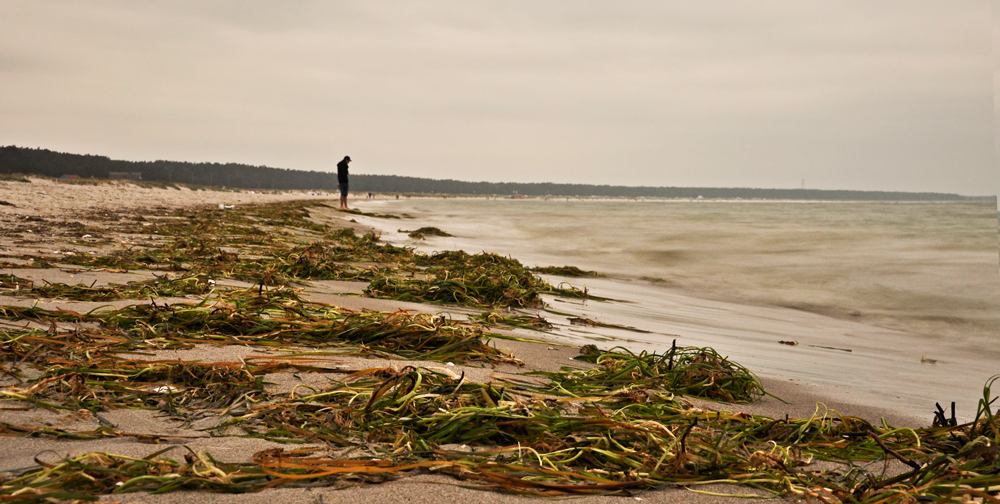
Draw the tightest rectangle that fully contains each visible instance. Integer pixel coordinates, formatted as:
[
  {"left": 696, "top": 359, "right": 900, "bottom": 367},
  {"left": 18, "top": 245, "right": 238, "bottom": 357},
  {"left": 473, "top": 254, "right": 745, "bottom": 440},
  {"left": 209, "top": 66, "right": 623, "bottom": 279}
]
[{"left": 352, "top": 198, "right": 1000, "bottom": 420}]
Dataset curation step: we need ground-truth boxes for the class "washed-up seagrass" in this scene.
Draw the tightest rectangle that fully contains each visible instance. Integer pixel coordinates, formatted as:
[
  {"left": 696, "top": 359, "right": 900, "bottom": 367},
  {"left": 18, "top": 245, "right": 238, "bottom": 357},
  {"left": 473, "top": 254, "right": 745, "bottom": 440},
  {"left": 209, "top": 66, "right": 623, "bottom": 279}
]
[{"left": 1, "top": 199, "right": 997, "bottom": 503}]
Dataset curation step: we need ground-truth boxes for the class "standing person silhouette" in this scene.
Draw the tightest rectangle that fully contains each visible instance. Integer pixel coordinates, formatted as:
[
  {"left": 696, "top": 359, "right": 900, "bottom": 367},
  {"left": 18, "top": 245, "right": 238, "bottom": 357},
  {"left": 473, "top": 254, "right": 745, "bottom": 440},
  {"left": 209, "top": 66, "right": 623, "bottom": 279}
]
[{"left": 337, "top": 155, "right": 352, "bottom": 209}]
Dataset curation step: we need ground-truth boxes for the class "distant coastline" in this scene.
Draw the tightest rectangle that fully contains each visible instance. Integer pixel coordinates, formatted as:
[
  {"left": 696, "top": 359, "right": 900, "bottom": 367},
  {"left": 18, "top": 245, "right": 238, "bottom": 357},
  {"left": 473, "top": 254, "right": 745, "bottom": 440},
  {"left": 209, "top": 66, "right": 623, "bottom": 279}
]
[{"left": 1, "top": 145, "right": 993, "bottom": 201}]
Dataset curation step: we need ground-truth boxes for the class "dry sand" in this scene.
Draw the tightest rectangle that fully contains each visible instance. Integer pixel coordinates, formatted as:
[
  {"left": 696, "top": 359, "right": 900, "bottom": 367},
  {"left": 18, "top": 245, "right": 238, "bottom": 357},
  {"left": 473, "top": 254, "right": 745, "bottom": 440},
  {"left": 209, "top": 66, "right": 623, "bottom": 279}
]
[
  {"left": 0, "top": 177, "right": 926, "bottom": 503},
  {"left": 0, "top": 176, "right": 335, "bottom": 218}
]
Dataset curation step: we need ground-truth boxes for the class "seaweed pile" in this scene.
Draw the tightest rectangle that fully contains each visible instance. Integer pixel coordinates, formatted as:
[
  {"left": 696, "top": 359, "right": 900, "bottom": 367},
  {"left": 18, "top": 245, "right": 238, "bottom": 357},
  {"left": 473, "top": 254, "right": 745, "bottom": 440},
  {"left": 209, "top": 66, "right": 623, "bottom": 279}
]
[
  {"left": 400, "top": 226, "right": 453, "bottom": 239},
  {"left": 1, "top": 273, "right": 214, "bottom": 301},
  {"left": 0, "top": 200, "right": 998, "bottom": 503},
  {"left": 0, "top": 201, "right": 592, "bottom": 308},
  {"left": 531, "top": 265, "right": 604, "bottom": 278},
  {"left": 0, "top": 292, "right": 997, "bottom": 502},
  {"left": 365, "top": 251, "right": 552, "bottom": 307},
  {"left": 9, "top": 202, "right": 590, "bottom": 308}
]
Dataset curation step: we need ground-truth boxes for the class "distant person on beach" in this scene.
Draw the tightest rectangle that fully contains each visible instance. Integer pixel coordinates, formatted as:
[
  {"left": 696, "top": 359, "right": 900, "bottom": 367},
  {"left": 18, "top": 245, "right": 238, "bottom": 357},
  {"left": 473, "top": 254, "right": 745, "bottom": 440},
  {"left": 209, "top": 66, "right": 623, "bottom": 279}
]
[{"left": 337, "top": 155, "right": 352, "bottom": 209}]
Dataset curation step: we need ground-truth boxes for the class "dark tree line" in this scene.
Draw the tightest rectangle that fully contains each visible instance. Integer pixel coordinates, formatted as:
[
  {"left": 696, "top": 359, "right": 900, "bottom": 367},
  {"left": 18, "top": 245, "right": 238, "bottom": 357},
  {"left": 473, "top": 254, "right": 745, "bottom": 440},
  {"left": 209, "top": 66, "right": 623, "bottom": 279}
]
[
  {"left": 351, "top": 174, "right": 987, "bottom": 201},
  {"left": 0, "top": 145, "right": 988, "bottom": 201},
  {"left": 0, "top": 146, "right": 338, "bottom": 190}
]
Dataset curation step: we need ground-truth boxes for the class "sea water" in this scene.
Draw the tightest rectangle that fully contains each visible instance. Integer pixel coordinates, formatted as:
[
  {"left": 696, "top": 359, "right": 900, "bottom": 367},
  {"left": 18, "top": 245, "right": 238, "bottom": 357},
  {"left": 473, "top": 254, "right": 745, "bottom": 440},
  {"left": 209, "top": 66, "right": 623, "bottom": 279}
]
[{"left": 350, "top": 198, "right": 1000, "bottom": 420}]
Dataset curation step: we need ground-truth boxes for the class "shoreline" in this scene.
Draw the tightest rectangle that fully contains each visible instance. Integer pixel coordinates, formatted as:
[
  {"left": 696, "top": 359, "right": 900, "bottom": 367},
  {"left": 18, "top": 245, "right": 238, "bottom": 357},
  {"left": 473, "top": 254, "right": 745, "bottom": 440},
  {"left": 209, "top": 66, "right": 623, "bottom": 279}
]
[
  {"left": 333, "top": 197, "right": 958, "bottom": 427},
  {"left": 347, "top": 196, "right": 998, "bottom": 423},
  {"left": 0, "top": 178, "right": 984, "bottom": 502}
]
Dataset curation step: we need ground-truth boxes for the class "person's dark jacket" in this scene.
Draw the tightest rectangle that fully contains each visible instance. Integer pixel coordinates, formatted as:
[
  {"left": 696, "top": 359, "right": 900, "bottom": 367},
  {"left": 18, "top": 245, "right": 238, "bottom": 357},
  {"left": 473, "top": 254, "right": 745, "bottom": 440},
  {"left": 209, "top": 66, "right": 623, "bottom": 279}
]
[{"left": 337, "top": 160, "right": 349, "bottom": 184}]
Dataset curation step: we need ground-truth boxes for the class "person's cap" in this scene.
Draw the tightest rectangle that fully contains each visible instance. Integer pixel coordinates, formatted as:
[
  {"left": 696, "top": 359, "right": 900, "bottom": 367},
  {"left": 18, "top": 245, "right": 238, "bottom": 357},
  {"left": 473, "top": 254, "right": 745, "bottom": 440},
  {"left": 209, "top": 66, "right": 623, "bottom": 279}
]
[{"left": 344, "top": 155, "right": 351, "bottom": 161}]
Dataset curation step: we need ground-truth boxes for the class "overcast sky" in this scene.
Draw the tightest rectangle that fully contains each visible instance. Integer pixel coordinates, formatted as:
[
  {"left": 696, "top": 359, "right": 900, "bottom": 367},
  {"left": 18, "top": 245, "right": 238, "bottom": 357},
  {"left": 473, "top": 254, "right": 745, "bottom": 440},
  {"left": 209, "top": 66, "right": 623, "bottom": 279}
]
[
  {"left": 1, "top": 1, "right": 994, "bottom": 194},
  {"left": 994, "top": 0, "right": 1000, "bottom": 203}
]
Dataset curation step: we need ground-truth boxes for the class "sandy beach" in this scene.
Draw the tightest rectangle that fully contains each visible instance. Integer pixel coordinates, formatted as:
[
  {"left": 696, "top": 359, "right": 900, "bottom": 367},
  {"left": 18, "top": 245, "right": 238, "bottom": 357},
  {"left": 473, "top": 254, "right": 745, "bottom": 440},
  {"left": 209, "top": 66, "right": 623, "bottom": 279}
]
[{"left": 0, "top": 177, "right": 970, "bottom": 503}]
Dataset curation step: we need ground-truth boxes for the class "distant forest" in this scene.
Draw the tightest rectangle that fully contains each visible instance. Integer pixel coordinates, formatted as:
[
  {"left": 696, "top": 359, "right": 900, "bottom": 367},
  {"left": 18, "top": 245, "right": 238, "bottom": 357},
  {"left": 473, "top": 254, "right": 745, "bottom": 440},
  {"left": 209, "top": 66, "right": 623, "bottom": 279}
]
[{"left": 1, "top": 145, "right": 991, "bottom": 201}]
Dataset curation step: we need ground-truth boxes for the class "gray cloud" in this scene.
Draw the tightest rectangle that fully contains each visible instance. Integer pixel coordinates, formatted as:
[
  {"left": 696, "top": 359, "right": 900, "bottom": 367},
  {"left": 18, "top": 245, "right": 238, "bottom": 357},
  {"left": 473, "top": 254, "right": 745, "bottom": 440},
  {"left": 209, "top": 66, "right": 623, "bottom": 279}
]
[{"left": 0, "top": 0, "right": 993, "bottom": 194}]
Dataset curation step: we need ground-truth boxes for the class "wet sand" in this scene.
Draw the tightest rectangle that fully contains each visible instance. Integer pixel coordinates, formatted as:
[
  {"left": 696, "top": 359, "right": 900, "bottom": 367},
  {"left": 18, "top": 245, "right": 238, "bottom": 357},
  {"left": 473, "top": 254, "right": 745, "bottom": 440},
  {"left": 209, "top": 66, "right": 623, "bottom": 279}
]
[{"left": 0, "top": 177, "right": 928, "bottom": 503}]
